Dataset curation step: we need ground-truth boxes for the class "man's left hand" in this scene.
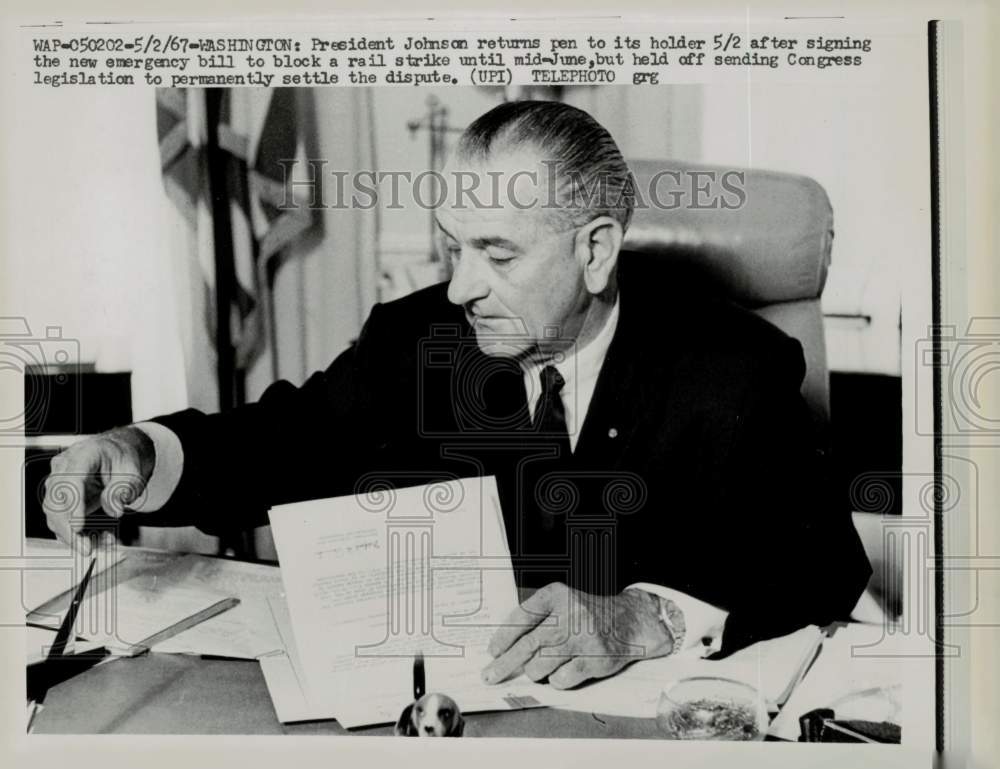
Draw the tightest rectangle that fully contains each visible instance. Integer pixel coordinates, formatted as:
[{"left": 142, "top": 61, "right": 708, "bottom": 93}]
[{"left": 482, "top": 583, "right": 677, "bottom": 689}]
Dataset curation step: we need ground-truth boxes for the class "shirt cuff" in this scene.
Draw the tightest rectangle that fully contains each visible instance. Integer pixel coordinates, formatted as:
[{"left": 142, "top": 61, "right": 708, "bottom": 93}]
[
  {"left": 626, "top": 582, "right": 729, "bottom": 658},
  {"left": 131, "top": 422, "right": 184, "bottom": 512}
]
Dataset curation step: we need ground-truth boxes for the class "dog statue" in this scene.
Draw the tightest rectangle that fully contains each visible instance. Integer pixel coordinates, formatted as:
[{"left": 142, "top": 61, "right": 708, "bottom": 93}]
[{"left": 394, "top": 693, "right": 465, "bottom": 737}]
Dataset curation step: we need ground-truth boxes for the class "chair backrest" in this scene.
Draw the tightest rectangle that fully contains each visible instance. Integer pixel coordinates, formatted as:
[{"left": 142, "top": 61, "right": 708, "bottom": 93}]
[{"left": 622, "top": 159, "right": 834, "bottom": 424}]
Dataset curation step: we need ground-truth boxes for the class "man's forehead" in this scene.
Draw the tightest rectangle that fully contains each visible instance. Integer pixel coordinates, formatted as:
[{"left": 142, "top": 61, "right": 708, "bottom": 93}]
[{"left": 435, "top": 200, "right": 537, "bottom": 232}]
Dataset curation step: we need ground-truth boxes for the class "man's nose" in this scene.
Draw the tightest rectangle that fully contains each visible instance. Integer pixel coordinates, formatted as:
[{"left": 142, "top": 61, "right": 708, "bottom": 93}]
[{"left": 446, "top": 252, "right": 489, "bottom": 307}]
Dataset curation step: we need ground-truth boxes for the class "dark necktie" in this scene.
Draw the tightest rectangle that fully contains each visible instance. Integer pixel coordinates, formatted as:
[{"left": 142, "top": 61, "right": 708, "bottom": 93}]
[
  {"left": 531, "top": 365, "right": 571, "bottom": 457},
  {"left": 525, "top": 365, "right": 572, "bottom": 545}
]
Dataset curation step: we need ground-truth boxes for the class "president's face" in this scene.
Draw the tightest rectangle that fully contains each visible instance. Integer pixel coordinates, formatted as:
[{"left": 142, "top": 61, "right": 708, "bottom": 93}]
[{"left": 438, "top": 148, "right": 589, "bottom": 361}]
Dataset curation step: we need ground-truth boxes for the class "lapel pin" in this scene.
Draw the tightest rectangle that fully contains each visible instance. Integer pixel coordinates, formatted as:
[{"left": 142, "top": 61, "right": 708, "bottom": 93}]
[{"left": 608, "top": 427, "right": 619, "bottom": 439}]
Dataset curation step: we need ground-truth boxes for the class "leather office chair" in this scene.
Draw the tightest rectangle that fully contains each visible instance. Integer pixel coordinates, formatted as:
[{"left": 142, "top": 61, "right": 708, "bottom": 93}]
[
  {"left": 623, "top": 161, "right": 902, "bottom": 621},
  {"left": 622, "top": 159, "right": 834, "bottom": 428}
]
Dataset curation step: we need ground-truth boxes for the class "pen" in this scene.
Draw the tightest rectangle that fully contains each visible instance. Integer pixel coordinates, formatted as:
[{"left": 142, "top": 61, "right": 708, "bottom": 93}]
[
  {"left": 49, "top": 556, "right": 97, "bottom": 659},
  {"left": 26, "top": 556, "right": 100, "bottom": 730},
  {"left": 413, "top": 650, "right": 425, "bottom": 700},
  {"left": 125, "top": 596, "right": 241, "bottom": 656}
]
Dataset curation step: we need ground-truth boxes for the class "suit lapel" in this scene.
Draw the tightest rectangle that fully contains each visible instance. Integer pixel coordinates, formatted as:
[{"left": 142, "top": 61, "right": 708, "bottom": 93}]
[
  {"left": 574, "top": 300, "right": 649, "bottom": 465},
  {"left": 574, "top": 262, "right": 679, "bottom": 467}
]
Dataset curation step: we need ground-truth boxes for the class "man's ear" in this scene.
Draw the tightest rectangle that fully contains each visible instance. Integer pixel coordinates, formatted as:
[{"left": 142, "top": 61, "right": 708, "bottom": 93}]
[{"left": 574, "top": 216, "right": 622, "bottom": 295}]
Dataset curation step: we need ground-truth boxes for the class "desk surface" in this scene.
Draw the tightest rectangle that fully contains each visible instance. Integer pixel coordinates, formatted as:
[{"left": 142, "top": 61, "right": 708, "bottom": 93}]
[
  {"left": 27, "top": 544, "right": 822, "bottom": 739},
  {"left": 32, "top": 653, "right": 667, "bottom": 738},
  {"left": 28, "top": 547, "right": 667, "bottom": 737}
]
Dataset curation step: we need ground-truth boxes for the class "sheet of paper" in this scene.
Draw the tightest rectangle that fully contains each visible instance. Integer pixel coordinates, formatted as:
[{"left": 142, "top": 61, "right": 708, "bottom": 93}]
[
  {"left": 25, "top": 624, "right": 104, "bottom": 665},
  {"left": 24, "top": 543, "right": 187, "bottom": 629},
  {"left": 257, "top": 594, "right": 320, "bottom": 723},
  {"left": 23, "top": 546, "right": 283, "bottom": 660},
  {"left": 541, "top": 625, "right": 823, "bottom": 720},
  {"left": 18, "top": 538, "right": 126, "bottom": 618},
  {"left": 268, "top": 476, "right": 553, "bottom": 728},
  {"left": 768, "top": 622, "right": 904, "bottom": 741},
  {"left": 259, "top": 592, "right": 549, "bottom": 726},
  {"left": 147, "top": 555, "right": 284, "bottom": 658},
  {"left": 258, "top": 652, "right": 315, "bottom": 723},
  {"left": 29, "top": 575, "right": 234, "bottom": 654}
]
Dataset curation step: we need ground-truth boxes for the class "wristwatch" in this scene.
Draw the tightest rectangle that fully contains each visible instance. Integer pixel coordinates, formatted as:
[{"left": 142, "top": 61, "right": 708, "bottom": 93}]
[{"left": 656, "top": 595, "right": 686, "bottom": 655}]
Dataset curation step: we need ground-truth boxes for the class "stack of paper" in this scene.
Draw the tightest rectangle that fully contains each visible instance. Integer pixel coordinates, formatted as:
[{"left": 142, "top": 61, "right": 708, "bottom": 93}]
[
  {"left": 24, "top": 542, "right": 285, "bottom": 660},
  {"left": 266, "top": 476, "right": 553, "bottom": 728},
  {"left": 25, "top": 624, "right": 104, "bottom": 666},
  {"left": 140, "top": 555, "right": 284, "bottom": 659},
  {"left": 262, "top": 476, "right": 826, "bottom": 728},
  {"left": 28, "top": 562, "right": 240, "bottom": 656},
  {"left": 767, "top": 622, "right": 904, "bottom": 740},
  {"left": 540, "top": 625, "right": 822, "bottom": 719},
  {"left": 18, "top": 538, "right": 125, "bottom": 620}
]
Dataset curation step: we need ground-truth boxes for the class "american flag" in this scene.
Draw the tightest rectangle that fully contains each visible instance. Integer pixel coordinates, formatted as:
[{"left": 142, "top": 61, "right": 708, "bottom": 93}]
[{"left": 155, "top": 87, "right": 315, "bottom": 409}]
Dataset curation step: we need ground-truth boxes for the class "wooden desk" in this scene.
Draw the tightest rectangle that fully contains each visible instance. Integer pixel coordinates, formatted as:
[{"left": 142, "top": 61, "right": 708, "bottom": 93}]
[
  {"left": 32, "top": 653, "right": 666, "bottom": 737},
  {"left": 26, "top": 545, "right": 805, "bottom": 739}
]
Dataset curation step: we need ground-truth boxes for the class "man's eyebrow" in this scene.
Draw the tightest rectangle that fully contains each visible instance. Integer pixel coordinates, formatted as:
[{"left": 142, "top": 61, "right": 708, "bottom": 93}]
[
  {"left": 434, "top": 220, "right": 521, "bottom": 253},
  {"left": 469, "top": 236, "right": 520, "bottom": 252}
]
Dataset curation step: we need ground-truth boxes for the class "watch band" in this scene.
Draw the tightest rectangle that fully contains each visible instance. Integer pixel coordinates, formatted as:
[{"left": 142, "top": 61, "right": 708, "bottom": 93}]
[{"left": 656, "top": 595, "right": 686, "bottom": 654}]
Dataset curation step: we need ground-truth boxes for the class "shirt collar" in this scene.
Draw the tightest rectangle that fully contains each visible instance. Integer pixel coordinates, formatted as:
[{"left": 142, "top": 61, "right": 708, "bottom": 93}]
[{"left": 521, "top": 297, "right": 621, "bottom": 396}]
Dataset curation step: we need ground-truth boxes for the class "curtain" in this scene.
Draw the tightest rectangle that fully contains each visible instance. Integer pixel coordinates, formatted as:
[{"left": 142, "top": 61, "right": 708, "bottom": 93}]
[{"left": 143, "top": 88, "right": 378, "bottom": 558}]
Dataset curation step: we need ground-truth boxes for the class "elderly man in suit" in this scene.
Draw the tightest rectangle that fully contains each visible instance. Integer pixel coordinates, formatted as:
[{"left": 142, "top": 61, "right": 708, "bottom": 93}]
[{"left": 43, "top": 100, "right": 870, "bottom": 690}]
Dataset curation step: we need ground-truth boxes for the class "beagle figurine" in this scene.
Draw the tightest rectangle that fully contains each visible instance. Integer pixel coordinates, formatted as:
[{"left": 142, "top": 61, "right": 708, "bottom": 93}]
[{"left": 394, "top": 693, "right": 465, "bottom": 737}]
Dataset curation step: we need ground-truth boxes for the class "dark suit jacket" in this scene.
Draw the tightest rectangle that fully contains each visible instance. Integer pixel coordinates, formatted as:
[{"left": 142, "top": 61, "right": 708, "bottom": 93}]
[{"left": 149, "top": 255, "right": 871, "bottom": 655}]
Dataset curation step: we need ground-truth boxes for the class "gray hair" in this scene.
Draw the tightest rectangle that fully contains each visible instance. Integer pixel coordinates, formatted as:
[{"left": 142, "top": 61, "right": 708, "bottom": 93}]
[{"left": 455, "top": 100, "right": 635, "bottom": 232}]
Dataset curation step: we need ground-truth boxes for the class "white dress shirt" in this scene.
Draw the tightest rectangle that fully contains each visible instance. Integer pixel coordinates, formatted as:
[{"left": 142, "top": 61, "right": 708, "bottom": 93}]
[
  {"left": 135, "top": 297, "right": 728, "bottom": 657},
  {"left": 521, "top": 298, "right": 620, "bottom": 452}
]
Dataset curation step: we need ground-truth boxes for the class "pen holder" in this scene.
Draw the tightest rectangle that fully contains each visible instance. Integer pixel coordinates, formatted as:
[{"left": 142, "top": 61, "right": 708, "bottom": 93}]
[{"left": 394, "top": 693, "right": 465, "bottom": 737}]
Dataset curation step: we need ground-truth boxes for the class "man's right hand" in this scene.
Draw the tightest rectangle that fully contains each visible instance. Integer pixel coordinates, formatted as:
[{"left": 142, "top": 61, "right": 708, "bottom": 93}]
[{"left": 42, "top": 426, "right": 155, "bottom": 554}]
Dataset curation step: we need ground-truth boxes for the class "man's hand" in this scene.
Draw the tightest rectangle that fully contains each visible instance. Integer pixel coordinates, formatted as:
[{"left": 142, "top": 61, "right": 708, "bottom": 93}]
[
  {"left": 482, "top": 583, "right": 677, "bottom": 690},
  {"left": 42, "top": 426, "right": 155, "bottom": 555}
]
